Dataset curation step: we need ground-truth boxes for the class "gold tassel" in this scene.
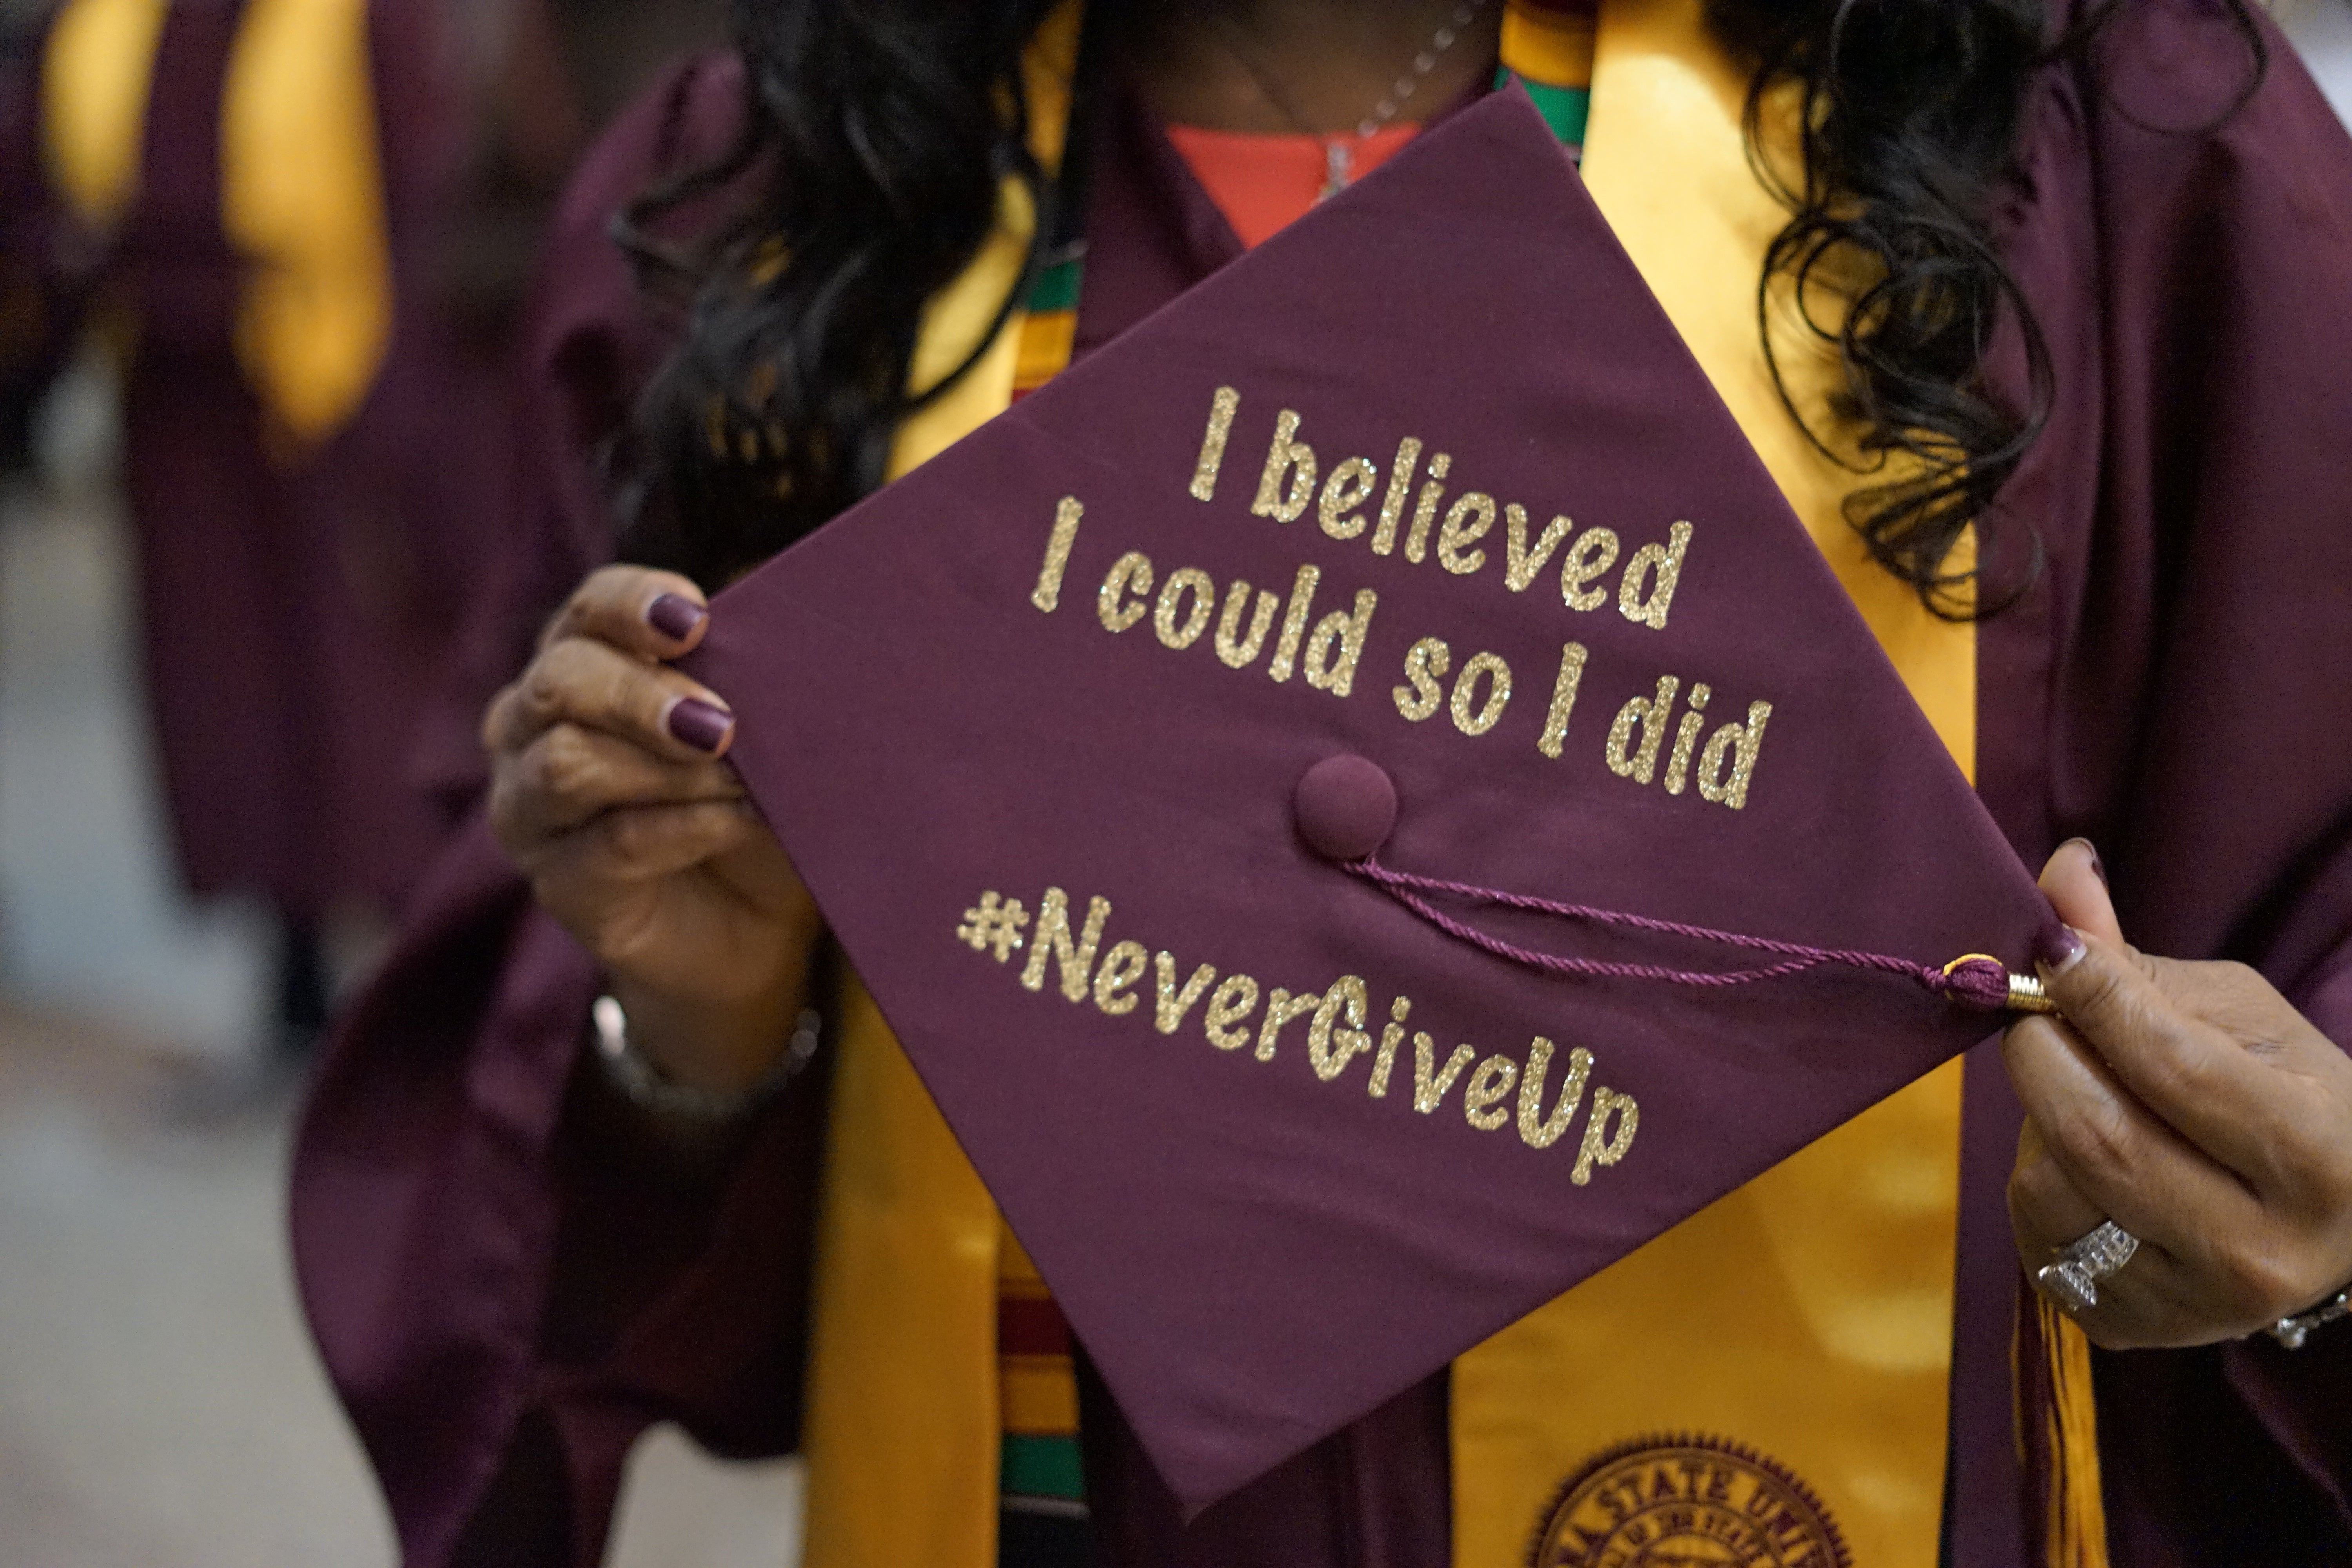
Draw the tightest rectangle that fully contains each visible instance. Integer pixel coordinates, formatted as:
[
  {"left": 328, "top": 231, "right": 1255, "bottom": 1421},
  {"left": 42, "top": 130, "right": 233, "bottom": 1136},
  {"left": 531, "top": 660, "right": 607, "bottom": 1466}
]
[{"left": 2016, "top": 1289, "right": 2111, "bottom": 1568}]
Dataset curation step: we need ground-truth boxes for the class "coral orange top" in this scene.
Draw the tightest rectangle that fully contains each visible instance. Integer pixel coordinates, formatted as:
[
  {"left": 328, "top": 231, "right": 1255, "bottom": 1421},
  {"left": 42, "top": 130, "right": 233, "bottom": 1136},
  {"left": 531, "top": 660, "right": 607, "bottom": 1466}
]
[{"left": 1164, "top": 122, "right": 1422, "bottom": 249}]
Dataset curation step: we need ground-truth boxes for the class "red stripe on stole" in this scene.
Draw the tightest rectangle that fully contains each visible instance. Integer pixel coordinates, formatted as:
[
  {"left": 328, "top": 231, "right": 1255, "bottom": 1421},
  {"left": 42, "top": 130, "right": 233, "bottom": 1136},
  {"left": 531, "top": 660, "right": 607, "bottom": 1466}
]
[{"left": 998, "top": 1294, "right": 1074, "bottom": 1358}]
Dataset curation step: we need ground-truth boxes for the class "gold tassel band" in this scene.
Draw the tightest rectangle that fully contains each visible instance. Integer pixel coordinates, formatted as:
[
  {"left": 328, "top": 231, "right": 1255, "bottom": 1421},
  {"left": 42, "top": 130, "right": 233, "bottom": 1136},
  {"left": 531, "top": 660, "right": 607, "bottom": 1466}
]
[{"left": 1942, "top": 954, "right": 2062, "bottom": 1015}]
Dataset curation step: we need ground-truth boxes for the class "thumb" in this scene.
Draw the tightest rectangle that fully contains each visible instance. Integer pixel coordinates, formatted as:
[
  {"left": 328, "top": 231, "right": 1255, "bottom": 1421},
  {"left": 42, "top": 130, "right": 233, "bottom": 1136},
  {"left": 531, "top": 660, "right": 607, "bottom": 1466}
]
[{"left": 2038, "top": 837, "right": 2122, "bottom": 947}]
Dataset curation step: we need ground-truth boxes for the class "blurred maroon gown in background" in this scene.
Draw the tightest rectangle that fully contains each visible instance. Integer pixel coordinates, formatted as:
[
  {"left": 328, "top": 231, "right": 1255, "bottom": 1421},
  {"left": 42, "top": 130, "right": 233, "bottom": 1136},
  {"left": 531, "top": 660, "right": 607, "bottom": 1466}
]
[{"left": 13, "top": 0, "right": 721, "bottom": 1047}]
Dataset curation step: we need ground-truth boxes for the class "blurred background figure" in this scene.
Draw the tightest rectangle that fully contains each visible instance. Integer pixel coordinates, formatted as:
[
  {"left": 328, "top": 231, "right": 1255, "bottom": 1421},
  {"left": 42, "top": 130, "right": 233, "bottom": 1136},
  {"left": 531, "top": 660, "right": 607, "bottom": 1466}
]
[
  {"left": 40, "top": 0, "right": 470, "bottom": 1086},
  {"left": 13, "top": 0, "right": 725, "bottom": 1092},
  {"left": 0, "top": 0, "right": 2341, "bottom": 1564},
  {"left": 0, "top": 0, "right": 815, "bottom": 1564}
]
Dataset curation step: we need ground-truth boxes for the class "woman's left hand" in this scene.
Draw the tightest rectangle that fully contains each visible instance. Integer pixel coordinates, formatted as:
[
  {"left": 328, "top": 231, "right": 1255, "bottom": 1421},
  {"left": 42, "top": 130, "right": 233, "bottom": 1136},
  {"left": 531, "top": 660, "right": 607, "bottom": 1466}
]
[{"left": 2005, "top": 839, "right": 2352, "bottom": 1348}]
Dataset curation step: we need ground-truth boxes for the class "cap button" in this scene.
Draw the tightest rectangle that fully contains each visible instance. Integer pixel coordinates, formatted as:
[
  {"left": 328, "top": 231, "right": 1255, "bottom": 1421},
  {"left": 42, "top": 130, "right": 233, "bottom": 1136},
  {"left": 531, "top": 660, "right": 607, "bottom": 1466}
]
[{"left": 1293, "top": 754, "right": 1398, "bottom": 863}]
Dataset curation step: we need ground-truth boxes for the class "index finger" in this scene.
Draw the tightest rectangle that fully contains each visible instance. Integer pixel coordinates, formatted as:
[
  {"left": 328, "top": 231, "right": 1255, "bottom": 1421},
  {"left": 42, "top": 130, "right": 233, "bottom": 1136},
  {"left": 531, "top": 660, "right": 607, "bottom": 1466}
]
[
  {"left": 541, "top": 565, "right": 713, "bottom": 661},
  {"left": 2038, "top": 929, "right": 2300, "bottom": 1185}
]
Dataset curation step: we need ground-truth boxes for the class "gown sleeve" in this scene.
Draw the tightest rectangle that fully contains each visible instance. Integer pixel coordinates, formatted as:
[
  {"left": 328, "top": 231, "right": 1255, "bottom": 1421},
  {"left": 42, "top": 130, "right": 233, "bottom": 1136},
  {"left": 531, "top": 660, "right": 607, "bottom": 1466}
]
[
  {"left": 289, "top": 53, "right": 834, "bottom": 1568},
  {"left": 1981, "top": 4, "right": 2352, "bottom": 1559}
]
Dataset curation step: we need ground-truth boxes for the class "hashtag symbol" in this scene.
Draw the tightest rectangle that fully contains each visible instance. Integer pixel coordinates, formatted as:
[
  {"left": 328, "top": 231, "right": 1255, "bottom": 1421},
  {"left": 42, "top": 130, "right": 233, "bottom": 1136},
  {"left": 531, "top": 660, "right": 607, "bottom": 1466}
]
[{"left": 956, "top": 892, "right": 1029, "bottom": 962}]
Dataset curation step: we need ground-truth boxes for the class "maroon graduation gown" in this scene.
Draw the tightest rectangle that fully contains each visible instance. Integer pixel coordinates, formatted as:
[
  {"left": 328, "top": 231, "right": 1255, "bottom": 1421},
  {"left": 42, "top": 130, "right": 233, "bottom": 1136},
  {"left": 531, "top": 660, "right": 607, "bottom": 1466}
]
[
  {"left": 34, "top": 0, "right": 530, "bottom": 917},
  {"left": 290, "top": 5, "right": 2352, "bottom": 1564},
  {"left": 43, "top": 0, "right": 721, "bottom": 910}
]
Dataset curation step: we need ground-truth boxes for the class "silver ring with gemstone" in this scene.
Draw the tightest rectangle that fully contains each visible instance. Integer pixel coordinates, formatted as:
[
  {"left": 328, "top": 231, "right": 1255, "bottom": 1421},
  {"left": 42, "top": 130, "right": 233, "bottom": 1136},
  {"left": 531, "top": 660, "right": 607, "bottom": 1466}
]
[{"left": 2038, "top": 1220, "right": 2141, "bottom": 1311}]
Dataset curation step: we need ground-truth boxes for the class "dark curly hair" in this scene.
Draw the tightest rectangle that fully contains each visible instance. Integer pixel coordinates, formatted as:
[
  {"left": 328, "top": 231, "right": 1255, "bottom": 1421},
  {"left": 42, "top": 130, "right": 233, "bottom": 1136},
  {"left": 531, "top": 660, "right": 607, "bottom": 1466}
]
[
  {"left": 1708, "top": 0, "right": 2263, "bottom": 614},
  {"left": 616, "top": 0, "right": 1066, "bottom": 584},
  {"left": 620, "top": 0, "right": 2266, "bottom": 612}
]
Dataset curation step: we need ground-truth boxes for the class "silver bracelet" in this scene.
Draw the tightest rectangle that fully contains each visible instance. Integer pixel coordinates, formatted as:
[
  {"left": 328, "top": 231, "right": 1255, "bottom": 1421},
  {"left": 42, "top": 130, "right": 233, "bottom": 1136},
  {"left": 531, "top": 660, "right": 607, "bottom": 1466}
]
[
  {"left": 592, "top": 994, "right": 820, "bottom": 1122},
  {"left": 2267, "top": 1289, "right": 2352, "bottom": 1350}
]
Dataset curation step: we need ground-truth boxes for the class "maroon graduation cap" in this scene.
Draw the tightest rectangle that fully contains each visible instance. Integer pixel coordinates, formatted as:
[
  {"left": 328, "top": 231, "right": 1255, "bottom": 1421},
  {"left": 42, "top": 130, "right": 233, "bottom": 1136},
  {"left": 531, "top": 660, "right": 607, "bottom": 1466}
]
[{"left": 687, "top": 88, "right": 2051, "bottom": 1513}]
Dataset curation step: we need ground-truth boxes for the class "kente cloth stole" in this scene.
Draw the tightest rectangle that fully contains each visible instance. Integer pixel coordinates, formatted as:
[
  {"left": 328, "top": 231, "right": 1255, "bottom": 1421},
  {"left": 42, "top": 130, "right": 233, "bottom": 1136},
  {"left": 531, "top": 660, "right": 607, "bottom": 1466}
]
[
  {"left": 996, "top": 1230, "right": 1088, "bottom": 1546},
  {"left": 798, "top": 4, "right": 2105, "bottom": 1567},
  {"left": 42, "top": 0, "right": 393, "bottom": 445}
]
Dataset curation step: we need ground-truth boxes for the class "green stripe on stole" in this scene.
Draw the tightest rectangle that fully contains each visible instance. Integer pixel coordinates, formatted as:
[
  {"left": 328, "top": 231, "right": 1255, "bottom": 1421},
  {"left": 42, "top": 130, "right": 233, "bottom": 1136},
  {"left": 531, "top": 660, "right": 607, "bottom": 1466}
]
[
  {"left": 1026, "top": 256, "right": 1084, "bottom": 314},
  {"left": 1495, "top": 68, "right": 1592, "bottom": 148},
  {"left": 1000, "top": 1434, "right": 1088, "bottom": 1501}
]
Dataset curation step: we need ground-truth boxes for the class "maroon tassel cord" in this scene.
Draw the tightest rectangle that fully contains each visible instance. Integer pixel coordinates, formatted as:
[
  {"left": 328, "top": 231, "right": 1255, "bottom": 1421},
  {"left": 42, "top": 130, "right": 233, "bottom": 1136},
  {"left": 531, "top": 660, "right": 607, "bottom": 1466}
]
[{"left": 1343, "top": 856, "right": 2049, "bottom": 1014}]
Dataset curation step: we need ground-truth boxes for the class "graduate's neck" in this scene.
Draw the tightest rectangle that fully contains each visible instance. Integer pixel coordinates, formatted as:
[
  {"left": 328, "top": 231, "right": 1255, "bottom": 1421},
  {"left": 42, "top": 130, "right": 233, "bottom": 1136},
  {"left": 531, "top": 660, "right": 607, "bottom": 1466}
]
[{"left": 1127, "top": 0, "right": 1501, "bottom": 136}]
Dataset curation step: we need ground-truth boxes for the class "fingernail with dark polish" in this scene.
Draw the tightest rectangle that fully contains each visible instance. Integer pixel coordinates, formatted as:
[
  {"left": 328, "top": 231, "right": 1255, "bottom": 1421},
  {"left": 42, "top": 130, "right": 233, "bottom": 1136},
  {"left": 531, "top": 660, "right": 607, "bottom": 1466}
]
[
  {"left": 666, "top": 696, "right": 732, "bottom": 753},
  {"left": 2057, "top": 836, "right": 2104, "bottom": 887},
  {"left": 647, "top": 593, "right": 706, "bottom": 641},
  {"left": 2033, "top": 918, "right": 2087, "bottom": 975}
]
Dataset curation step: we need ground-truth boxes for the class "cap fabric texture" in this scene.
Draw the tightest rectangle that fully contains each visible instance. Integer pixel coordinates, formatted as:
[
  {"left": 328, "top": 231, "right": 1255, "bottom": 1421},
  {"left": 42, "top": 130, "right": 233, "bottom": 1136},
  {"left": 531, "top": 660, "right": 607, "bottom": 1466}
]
[{"left": 687, "top": 87, "right": 2051, "bottom": 1512}]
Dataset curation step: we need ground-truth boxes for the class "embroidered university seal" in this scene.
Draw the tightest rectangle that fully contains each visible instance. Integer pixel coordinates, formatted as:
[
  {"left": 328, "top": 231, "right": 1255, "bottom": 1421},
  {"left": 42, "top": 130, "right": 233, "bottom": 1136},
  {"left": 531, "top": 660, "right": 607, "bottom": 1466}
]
[{"left": 1529, "top": 1435, "right": 1851, "bottom": 1568}]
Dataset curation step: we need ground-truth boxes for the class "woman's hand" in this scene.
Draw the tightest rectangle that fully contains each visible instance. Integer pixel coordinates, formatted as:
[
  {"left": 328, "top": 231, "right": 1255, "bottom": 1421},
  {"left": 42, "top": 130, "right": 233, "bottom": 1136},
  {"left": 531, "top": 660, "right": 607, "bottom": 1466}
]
[
  {"left": 484, "top": 565, "right": 821, "bottom": 1092},
  {"left": 2004, "top": 840, "right": 2352, "bottom": 1348}
]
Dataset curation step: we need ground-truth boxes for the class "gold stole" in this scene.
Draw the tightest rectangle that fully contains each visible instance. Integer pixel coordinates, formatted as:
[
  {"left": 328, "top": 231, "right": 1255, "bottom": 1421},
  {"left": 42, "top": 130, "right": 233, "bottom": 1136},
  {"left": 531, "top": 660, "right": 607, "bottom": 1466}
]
[
  {"left": 800, "top": 4, "right": 1991, "bottom": 1565},
  {"left": 41, "top": 0, "right": 171, "bottom": 231},
  {"left": 42, "top": 0, "right": 392, "bottom": 444},
  {"left": 1451, "top": 4, "right": 1968, "bottom": 1563}
]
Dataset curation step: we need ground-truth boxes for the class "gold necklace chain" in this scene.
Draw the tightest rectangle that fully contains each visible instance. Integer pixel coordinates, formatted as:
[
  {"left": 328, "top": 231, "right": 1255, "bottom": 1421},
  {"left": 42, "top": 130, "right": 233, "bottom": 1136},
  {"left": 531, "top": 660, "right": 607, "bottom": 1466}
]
[{"left": 1208, "top": 0, "right": 1495, "bottom": 198}]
